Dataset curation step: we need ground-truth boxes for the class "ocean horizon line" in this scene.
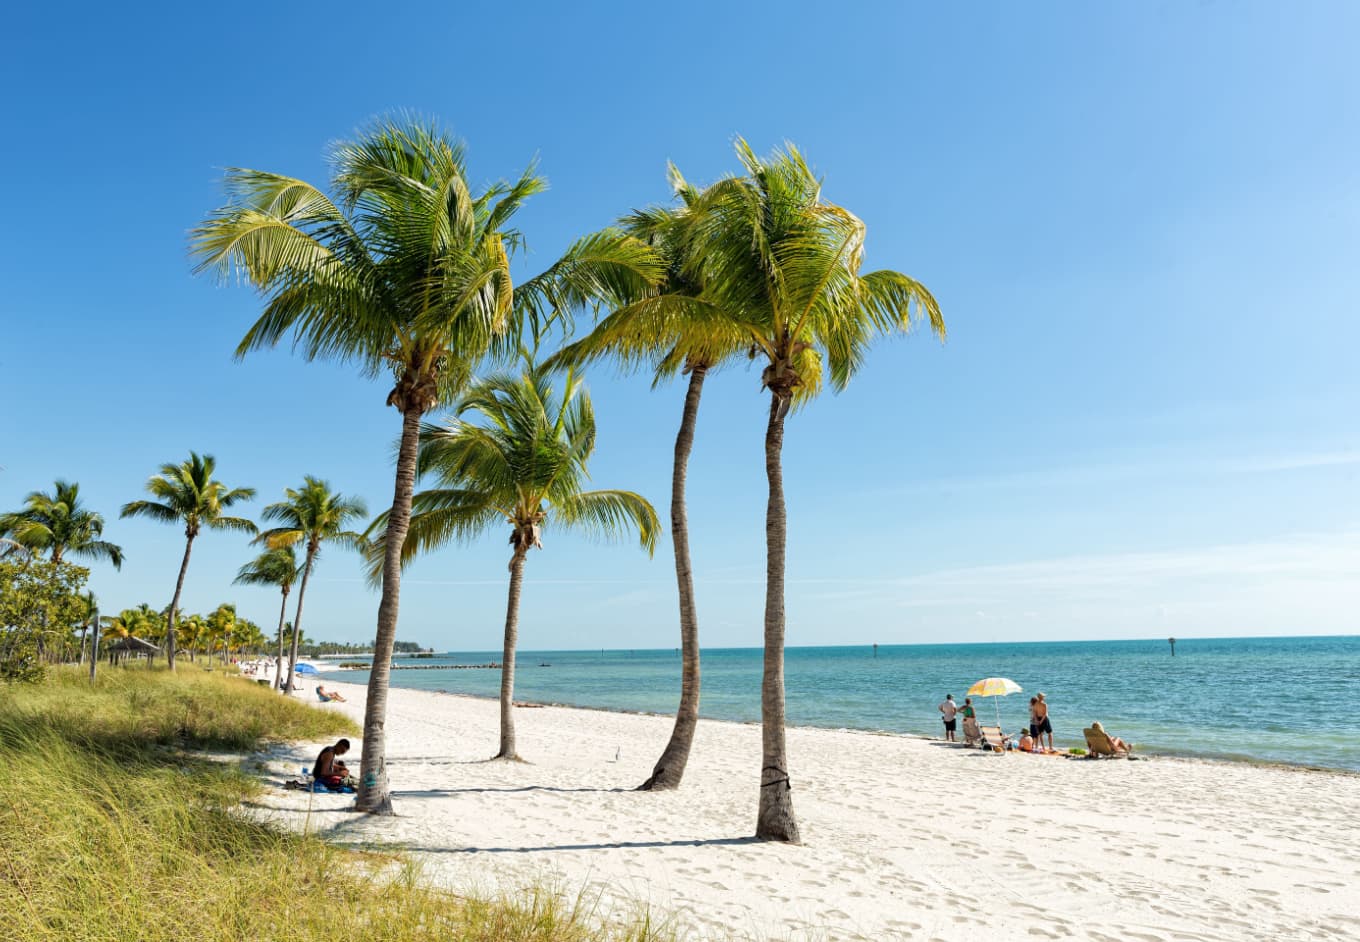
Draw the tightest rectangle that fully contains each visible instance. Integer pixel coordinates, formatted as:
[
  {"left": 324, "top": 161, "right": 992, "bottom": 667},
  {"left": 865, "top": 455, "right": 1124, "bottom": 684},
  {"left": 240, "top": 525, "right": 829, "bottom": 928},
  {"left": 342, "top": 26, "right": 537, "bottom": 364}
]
[{"left": 317, "top": 631, "right": 1360, "bottom": 657}]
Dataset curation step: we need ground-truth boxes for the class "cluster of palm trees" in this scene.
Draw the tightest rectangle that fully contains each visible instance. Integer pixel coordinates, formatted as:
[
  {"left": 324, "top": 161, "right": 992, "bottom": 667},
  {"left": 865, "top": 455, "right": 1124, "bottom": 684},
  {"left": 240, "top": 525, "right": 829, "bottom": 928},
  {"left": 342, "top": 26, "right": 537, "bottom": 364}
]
[
  {"left": 0, "top": 465, "right": 364, "bottom": 688},
  {"left": 98, "top": 601, "right": 268, "bottom": 668},
  {"left": 190, "top": 117, "right": 943, "bottom": 842}
]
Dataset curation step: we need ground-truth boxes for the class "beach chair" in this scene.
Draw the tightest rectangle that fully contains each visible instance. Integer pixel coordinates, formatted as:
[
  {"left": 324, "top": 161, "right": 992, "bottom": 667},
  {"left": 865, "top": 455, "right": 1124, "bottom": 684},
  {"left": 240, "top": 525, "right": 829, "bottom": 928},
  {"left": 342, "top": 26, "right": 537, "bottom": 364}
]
[
  {"left": 962, "top": 717, "right": 983, "bottom": 748},
  {"left": 1083, "top": 726, "right": 1130, "bottom": 758},
  {"left": 979, "top": 725, "right": 1010, "bottom": 753},
  {"left": 315, "top": 686, "right": 334, "bottom": 702}
]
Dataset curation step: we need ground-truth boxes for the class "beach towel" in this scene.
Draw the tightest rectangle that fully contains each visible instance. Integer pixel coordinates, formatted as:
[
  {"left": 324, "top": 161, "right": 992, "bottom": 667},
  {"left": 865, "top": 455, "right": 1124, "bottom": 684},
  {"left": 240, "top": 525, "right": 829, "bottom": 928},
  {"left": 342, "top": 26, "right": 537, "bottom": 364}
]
[{"left": 282, "top": 778, "right": 355, "bottom": 793}]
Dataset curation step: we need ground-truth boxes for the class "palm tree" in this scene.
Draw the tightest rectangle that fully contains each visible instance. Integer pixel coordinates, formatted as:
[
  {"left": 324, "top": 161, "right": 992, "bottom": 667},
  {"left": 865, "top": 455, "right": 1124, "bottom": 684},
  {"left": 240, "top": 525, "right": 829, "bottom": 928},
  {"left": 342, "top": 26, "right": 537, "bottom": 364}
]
[
  {"left": 370, "top": 362, "right": 658, "bottom": 759},
  {"left": 134, "top": 602, "right": 166, "bottom": 668},
  {"left": 205, "top": 604, "right": 237, "bottom": 667},
  {"left": 256, "top": 478, "right": 366, "bottom": 693},
  {"left": 77, "top": 590, "right": 98, "bottom": 665},
  {"left": 548, "top": 170, "right": 751, "bottom": 790},
  {"left": 234, "top": 547, "right": 299, "bottom": 689},
  {"left": 101, "top": 607, "right": 154, "bottom": 665},
  {"left": 191, "top": 117, "right": 662, "bottom": 813},
  {"left": 679, "top": 141, "right": 944, "bottom": 842},
  {"left": 177, "top": 614, "right": 205, "bottom": 663},
  {"left": 0, "top": 480, "right": 124, "bottom": 568},
  {"left": 120, "top": 453, "right": 256, "bottom": 670}
]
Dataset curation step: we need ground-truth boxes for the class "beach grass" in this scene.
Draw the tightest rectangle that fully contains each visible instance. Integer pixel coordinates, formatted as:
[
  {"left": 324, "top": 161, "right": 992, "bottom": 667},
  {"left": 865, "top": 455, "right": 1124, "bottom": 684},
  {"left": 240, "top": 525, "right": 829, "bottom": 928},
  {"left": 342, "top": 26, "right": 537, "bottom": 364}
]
[{"left": 0, "top": 668, "right": 678, "bottom": 942}]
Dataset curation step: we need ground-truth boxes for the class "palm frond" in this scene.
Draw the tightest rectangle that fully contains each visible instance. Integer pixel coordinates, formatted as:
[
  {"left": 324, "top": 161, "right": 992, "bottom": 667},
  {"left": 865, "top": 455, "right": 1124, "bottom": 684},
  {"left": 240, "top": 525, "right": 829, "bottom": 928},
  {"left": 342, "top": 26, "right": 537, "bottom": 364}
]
[
  {"left": 550, "top": 489, "right": 659, "bottom": 555},
  {"left": 118, "top": 500, "right": 180, "bottom": 524}
]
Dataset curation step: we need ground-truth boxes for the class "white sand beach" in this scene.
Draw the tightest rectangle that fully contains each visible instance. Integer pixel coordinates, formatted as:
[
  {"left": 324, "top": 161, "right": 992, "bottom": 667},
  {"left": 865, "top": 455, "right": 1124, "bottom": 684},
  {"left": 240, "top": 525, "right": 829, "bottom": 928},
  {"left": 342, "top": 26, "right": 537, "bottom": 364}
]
[{"left": 253, "top": 680, "right": 1360, "bottom": 941}]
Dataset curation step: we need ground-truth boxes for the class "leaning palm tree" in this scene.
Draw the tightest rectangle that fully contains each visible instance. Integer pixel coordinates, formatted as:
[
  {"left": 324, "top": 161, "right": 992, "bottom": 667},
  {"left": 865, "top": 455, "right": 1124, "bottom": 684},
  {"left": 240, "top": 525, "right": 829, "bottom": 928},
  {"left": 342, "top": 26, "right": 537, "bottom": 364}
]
[
  {"left": 681, "top": 141, "right": 944, "bottom": 842},
  {"left": 547, "top": 172, "right": 751, "bottom": 790},
  {"left": 256, "top": 478, "right": 366, "bottom": 693},
  {"left": 234, "top": 546, "right": 299, "bottom": 689},
  {"left": 0, "top": 480, "right": 124, "bottom": 568},
  {"left": 369, "top": 362, "right": 658, "bottom": 759},
  {"left": 191, "top": 117, "right": 662, "bottom": 813},
  {"left": 120, "top": 453, "right": 256, "bottom": 670}
]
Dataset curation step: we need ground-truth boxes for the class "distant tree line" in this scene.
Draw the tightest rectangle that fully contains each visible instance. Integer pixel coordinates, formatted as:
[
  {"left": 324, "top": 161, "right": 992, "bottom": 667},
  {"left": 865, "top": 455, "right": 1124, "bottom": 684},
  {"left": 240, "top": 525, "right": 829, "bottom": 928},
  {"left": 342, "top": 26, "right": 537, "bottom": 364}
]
[{"left": 297, "top": 639, "right": 429, "bottom": 657}]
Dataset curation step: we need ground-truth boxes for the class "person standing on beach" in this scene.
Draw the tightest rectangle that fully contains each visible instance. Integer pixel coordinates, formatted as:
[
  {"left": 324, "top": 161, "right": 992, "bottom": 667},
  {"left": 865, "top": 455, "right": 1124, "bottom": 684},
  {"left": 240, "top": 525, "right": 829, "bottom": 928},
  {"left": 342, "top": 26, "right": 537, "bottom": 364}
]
[
  {"left": 959, "top": 697, "right": 980, "bottom": 744},
  {"left": 938, "top": 694, "right": 959, "bottom": 742},
  {"left": 1034, "top": 692, "right": 1054, "bottom": 752}
]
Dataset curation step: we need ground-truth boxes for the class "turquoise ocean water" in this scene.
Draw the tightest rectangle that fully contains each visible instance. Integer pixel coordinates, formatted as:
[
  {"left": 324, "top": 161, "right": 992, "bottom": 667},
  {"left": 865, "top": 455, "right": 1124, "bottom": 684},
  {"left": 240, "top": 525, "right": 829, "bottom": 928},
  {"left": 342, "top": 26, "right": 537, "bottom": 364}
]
[{"left": 322, "top": 636, "right": 1360, "bottom": 772}]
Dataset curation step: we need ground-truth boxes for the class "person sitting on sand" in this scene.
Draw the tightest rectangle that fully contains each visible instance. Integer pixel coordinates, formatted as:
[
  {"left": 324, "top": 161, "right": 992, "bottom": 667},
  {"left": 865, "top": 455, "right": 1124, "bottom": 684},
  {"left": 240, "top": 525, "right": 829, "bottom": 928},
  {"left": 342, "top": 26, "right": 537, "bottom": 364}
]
[
  {"left": 1018, "top": 729, "right": 1037, "bottom": 752},
  {"left": 316, "top": 686, "right": 347, "bottom": 702},
  {"left": 312, "top": 738, "right": 353, "bottom": 787},
  {"left": 1091, "top": 721, "right": 1131, "bottom": 755}
]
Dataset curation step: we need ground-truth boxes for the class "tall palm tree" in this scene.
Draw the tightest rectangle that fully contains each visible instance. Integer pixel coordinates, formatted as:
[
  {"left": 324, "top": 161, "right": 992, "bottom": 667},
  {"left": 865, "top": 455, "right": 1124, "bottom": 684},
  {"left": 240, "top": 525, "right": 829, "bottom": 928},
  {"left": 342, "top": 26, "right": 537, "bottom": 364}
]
[
  {"left": 548, "top": 172, "right": 751, "bottom": 790},
  {"left": 679, "top": 141, "right": 944, "bottom": 842},
  {"left": 120, "top": 453, "right": 256, "bottom": 670},
  {"left": 191, "top": 117, "right": 662, "bottom": 813},
  {"left": 257, "top": 478, "right": 366, "bottom": 693},
  {"left": 369, "top": 362, "right": 658, "bottom": 759},
  {"left": 234, "top": 546, "right": 298, "bottom": 689},
  {"left": 0, "top": 480, "right": 124, "bottom": 568}
]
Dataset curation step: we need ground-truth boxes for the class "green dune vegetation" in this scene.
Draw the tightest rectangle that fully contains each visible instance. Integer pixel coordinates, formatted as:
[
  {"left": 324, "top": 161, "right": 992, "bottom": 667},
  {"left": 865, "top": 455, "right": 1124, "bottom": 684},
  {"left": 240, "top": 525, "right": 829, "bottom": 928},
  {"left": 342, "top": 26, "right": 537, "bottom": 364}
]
[{"left": 0, "top": 668, "right": 675, "bottom": 942}]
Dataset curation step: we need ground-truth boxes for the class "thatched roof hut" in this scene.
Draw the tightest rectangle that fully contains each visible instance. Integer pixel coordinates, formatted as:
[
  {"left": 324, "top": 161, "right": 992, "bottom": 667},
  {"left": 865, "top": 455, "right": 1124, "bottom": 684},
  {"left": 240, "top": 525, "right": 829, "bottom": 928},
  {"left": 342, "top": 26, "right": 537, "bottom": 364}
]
[{"left": 103, "top": 636, "right": 162, "bottom": 662}]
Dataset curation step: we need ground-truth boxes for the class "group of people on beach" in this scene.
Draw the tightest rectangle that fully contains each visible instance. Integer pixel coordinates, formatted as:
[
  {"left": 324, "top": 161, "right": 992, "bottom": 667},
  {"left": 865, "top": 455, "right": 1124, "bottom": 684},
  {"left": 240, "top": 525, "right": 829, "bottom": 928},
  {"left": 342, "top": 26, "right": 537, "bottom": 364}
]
[
  {"left": 937, "top": 692, "right": 1133, "bottom": 756},
  {"left": 937, "top": 692, "right": 1057, "bottom": 753}
]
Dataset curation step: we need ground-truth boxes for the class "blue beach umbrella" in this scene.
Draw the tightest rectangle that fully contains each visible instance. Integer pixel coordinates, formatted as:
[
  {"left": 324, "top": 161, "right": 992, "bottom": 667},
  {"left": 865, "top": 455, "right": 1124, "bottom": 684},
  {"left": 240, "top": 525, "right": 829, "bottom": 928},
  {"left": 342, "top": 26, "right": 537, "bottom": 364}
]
[{"left": 293, "top": 662, "right": 320, "bottom": 675}]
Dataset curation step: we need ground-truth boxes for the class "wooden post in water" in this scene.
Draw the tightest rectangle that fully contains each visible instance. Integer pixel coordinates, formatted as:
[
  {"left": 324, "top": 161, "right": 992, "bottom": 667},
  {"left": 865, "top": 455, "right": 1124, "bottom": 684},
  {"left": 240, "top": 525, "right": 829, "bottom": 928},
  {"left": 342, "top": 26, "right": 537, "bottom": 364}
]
[{"left": 1168, "top": 637, "right": 1176, "bottom": 657}]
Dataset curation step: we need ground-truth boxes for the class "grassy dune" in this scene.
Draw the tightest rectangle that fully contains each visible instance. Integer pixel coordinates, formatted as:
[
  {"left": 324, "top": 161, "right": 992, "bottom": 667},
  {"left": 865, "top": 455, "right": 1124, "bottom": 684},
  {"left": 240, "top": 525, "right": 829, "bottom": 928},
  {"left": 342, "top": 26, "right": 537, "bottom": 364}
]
[{"left": 0, "top": 668, "right": 675, "bottom": 942}]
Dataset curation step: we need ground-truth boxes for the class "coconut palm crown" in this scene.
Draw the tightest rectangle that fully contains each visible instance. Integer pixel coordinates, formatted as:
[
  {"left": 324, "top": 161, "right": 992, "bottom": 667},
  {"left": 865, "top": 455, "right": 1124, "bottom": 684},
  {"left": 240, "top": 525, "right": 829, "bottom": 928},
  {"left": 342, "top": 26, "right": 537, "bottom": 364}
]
[
  {"left": 119, "top": 452, "right": 256, "bottom": 670},
  {"left": 368, "top": 360, "right": 659, "bottom": 759},
  {"left": 0, "top": 480, "right": 124, "bottom": 568}
]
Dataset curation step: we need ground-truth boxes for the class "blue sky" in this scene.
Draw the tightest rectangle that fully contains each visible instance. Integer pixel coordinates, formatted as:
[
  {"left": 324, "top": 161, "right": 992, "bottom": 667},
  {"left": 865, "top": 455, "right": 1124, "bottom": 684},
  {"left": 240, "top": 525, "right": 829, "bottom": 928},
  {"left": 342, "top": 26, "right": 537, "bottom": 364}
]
[{"left": 2, "top": 2, "right": 1357, "bottom": 650}]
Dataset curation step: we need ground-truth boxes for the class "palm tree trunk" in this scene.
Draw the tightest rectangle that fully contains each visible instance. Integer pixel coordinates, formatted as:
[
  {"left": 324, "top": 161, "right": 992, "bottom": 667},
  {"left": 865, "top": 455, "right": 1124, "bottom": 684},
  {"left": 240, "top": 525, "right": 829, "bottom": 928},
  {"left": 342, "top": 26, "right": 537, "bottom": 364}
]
[
  {"left": 357, "top": 405, "right": 422, "bottom": 815},
  {"left": 164, "top": 534, "right": 195, "bottom": 672},
  {"left": 285, "top": 552, "right": 316, "bottom": 693},
  {"left": 756, "top": 393, "right": 800, "bottom": 843},
  {"left": 497, "top": 546, "right": 528, "bottom": 760},
  {"left": 88, "top": 616, "right": 99, "bottom": 683},
  {"left": 275, "top": 589, "right": 289, "bottom": 691},
  {"left": 640, "top": 365, "right": 707, "bottom": 790}
]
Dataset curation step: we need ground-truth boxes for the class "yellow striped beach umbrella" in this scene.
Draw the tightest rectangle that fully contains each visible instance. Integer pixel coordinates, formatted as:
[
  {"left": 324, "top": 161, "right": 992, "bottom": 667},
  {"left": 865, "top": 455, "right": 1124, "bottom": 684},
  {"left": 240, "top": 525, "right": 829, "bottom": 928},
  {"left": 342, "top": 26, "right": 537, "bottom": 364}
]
[{"left": 967, "top": 676, "right": 1023, "bottom": 726}]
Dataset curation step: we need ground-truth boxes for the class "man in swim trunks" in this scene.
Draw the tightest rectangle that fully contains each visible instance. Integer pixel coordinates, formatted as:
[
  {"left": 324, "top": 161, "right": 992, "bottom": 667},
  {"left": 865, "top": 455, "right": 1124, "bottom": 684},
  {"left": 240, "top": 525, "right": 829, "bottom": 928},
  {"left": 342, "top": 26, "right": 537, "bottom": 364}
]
[
  {"left": 938, "top": 694, "right": 958, "bottom": 742},
  {"left": 1033, "top": 692, "right": 1053, "bottom": 752}
]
